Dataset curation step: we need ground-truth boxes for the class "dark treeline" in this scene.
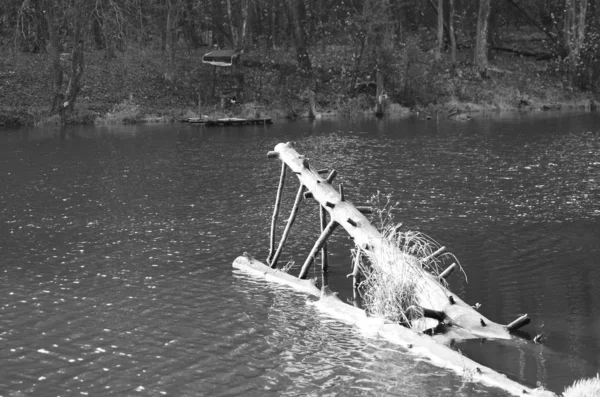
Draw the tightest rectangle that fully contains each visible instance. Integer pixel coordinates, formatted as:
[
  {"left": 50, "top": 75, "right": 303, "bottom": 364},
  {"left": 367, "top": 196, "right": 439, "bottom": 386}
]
[{"left": 0, "top": 0, "right": 599, "bottom": 120}]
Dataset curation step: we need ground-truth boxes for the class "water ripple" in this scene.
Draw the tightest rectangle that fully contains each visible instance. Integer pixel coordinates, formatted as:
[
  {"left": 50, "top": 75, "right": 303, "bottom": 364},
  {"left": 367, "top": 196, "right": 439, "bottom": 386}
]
[{"left": 2, "top": 117, "right": 599, "bottom": 396}]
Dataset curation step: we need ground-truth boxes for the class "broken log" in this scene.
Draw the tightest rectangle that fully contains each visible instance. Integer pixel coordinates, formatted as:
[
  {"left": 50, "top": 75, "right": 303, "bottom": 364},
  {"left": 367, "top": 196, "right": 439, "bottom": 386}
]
[
  {"left": 506, "top": 314, "right": 531, "bottom": 332},
  {"left": 269, "top": 141, "right": 522, "bottom": 340},
  {"left": 491, "top": 46, "right": 554, "bottom": 60},
  {"left": 420, "top": 246, "right": 446, "bottom": 266},
  {"left": 232, "top": 255, "right": 554, "bottom": 397},
  {"left": 439, "top": 262, "right": 457, "bottom": 279}
]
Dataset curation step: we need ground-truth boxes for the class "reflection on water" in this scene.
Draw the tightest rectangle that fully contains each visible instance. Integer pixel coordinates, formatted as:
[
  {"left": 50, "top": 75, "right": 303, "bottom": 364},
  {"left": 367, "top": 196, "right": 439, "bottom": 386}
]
[{"left": 1, "top": 112, "right": 599, "bottom": 396}]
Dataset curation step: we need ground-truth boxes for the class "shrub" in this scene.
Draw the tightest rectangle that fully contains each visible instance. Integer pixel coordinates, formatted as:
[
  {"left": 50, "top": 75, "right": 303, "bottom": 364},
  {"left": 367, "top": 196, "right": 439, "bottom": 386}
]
[{"left": 95, "top": 96, "right": 140, "bottom": 124}]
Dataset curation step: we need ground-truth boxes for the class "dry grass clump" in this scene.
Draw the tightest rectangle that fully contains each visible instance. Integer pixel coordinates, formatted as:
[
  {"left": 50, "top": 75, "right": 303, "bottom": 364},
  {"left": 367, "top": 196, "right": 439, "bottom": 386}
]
[
  {"left": 354, "top": 242, "right": 423, "bottom": 326},
  {"left": 562, "top": 374, "right": 600, "bottom": 397},
  {"left": 95, "top": 95, "right": 140, "bottom": 124},
  {"left": 355, "top": 193, "right": 463, "bottom": 328}
]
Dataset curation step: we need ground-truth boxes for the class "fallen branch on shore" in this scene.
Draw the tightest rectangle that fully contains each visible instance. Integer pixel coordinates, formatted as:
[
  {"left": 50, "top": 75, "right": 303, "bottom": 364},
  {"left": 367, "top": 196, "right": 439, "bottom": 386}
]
[{"left": 491, "top": 46, "right": 554, "bottom": 60}]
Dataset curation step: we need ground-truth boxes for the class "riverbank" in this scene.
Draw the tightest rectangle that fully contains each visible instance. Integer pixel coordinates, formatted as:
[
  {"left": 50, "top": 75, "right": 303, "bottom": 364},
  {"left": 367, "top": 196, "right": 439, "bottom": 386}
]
[{"left": 1, "top": 40, "right": 598, "bottom": 128}]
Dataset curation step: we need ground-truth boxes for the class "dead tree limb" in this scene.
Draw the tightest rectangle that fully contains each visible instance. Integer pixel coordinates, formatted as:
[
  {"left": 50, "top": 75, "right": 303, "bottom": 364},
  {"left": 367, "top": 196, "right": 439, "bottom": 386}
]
[
  {"left": 267, "top": 162, "right": 286, "bottom": 265},
  {"left": 270, "top": 184, "right": 304, "bottom": 268},
  {"left": 492, "top": 46, "right": 553, "bottom": 60},
  {"left": 504, "top": 0, "right": 558, "bottom": 45},
  {"left": 298, "top": 219, "right": 339, "bottom": 279},
  {"left": 269, "top": 142, "right": 523, "bottom": 340}
]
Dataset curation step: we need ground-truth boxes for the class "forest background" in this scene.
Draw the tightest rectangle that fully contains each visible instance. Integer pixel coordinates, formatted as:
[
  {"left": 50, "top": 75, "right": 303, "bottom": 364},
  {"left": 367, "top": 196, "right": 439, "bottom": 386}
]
[{"left": 0, "top": 0, "right": 599, "bottom": 127}]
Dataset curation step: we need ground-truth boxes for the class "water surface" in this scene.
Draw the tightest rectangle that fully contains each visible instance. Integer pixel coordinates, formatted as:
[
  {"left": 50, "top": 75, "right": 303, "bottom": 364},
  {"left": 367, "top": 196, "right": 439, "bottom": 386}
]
[{"left": 1, "top": 112, "right": 599, "bottom": 396}]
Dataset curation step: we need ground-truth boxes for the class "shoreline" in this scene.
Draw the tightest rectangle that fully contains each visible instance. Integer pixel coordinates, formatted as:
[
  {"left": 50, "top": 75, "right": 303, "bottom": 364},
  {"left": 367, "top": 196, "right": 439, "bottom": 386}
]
[{"left": 1, "top": 98, "right": 598, "bottom": 130}]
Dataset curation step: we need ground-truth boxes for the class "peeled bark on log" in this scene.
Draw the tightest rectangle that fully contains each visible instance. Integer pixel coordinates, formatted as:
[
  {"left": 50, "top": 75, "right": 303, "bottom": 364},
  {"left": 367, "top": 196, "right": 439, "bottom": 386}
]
[{"left": 270, "top": 142, "right": 519, "bottom": 340}]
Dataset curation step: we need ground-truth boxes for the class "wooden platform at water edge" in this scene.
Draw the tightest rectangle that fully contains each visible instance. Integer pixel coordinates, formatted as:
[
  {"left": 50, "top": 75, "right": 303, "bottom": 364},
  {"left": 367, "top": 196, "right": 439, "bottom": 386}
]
[{"left": 181, "top": 117, "right": 272, "bottom": 127}]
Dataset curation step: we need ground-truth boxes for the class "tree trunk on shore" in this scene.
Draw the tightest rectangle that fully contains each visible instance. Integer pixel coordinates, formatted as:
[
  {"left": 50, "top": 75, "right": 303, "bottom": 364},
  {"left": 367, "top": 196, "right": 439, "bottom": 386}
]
[
  {"left": 47, "top": 16, "right": 64, "bottom": 114},
  {"left": 44, "top": 0, "right": 85, "bottom": 120},
  {"left": 474, "top": 0, "right": 491, "bottom": 78},
  {"left": 183, "top": 0, "right": 200, "bottom": 49},
  {"left": 487, "top": 1, "right": 499, "bottom": 60},
  {"left": 390, "top": 0, "right": 407, "bottom": 42},
  {"left": 375, "top": 68, "right": 385, "bottom": 117},
  {"left": 284, "top": 0, "right": 311, "bottom": 70},
  {"left": 226, "top": 0, "right": 248, "bottom": 49},
  {"left": 63, "top": 23, "right": 84, "bottom": 113},
  {"left": 240, "top": 0, "right": 249, "bottom": 49},
  {"left": 165, "top": 0, "right": 179, "bottom": 83},
  {"left": 226, "top": 0, "right": 237, "bottom": 47},
  {"left": 564, "top": 0, "right": 588, "bottom": 81},
  {"left": 449, "top": 0, "right": 457, "bottom": 67},
  {"left": 348, "top": 33, "right": 367, "bottom": 94},
  {"left": 435, "top": 0, "right": 443, "bottom": 61}
]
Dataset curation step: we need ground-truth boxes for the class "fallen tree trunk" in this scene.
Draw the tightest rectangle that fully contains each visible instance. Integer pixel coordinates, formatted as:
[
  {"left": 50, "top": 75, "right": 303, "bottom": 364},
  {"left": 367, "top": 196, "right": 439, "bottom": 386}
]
[
  {"left": 232, "top": 255, "right": 554, "bottom": 397},
  {"left": 491, "top": 46, "right": 554, "bottom": 60},
  {"left": 268, "top": 141, "right": 524, "bottom": 340}
]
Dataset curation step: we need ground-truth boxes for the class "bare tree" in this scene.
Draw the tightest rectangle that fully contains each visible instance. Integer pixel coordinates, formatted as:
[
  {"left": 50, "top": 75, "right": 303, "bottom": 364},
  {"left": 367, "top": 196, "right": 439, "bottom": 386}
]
[
  {"left": 30, "top": 0, "right": 89, "bottom": 120},
  {"left": 164, "top": 0, "right": 180, "bottom": 82},
  {"left": 226, "top": 0, "right": 249, "bottom": 49},
  {"left": 449, "top": 0, "right": 456, "bottom": 67},
  {"left": 435, "top": 0, "right": 443, "bottom": 61},
  {"left": 90, "top": 0, "right": 127, "bottom": 58},
  {"left": 474, "top": 0, "right": 491, "bottom": 77},
  {"left": 563, "top": 0, "right": 588, "bottom": 79},
  {"left": 283, "top": 0, "right": 311, "bottom": 70}
]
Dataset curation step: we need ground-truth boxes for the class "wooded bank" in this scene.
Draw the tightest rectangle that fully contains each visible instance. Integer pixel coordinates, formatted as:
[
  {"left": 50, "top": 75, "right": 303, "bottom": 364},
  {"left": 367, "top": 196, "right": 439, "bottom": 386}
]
[{"left": 0, "top": 0, "right": 599, "bottom": 126}]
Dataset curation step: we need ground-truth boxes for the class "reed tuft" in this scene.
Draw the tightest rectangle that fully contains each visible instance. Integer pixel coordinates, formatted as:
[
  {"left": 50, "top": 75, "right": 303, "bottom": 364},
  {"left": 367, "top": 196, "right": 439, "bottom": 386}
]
[
  {"left": 562, "top": 374, "right": 600, "bottom": 397},
  {"left": 355, "top": 192, "right": 463, "bottom": 328}
]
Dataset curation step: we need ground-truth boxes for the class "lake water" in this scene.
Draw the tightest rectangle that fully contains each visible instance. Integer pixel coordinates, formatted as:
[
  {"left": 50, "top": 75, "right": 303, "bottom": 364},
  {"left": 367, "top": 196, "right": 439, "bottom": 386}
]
[{"left": 1, "top": 112, "right": 599, "bottom": 396}]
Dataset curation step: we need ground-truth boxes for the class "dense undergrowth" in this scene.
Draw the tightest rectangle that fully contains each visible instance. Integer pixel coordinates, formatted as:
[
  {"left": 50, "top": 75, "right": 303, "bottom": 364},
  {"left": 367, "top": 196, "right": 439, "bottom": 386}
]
[{"left": 0, "top": 27, "right": 598, "bottom": 128}]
